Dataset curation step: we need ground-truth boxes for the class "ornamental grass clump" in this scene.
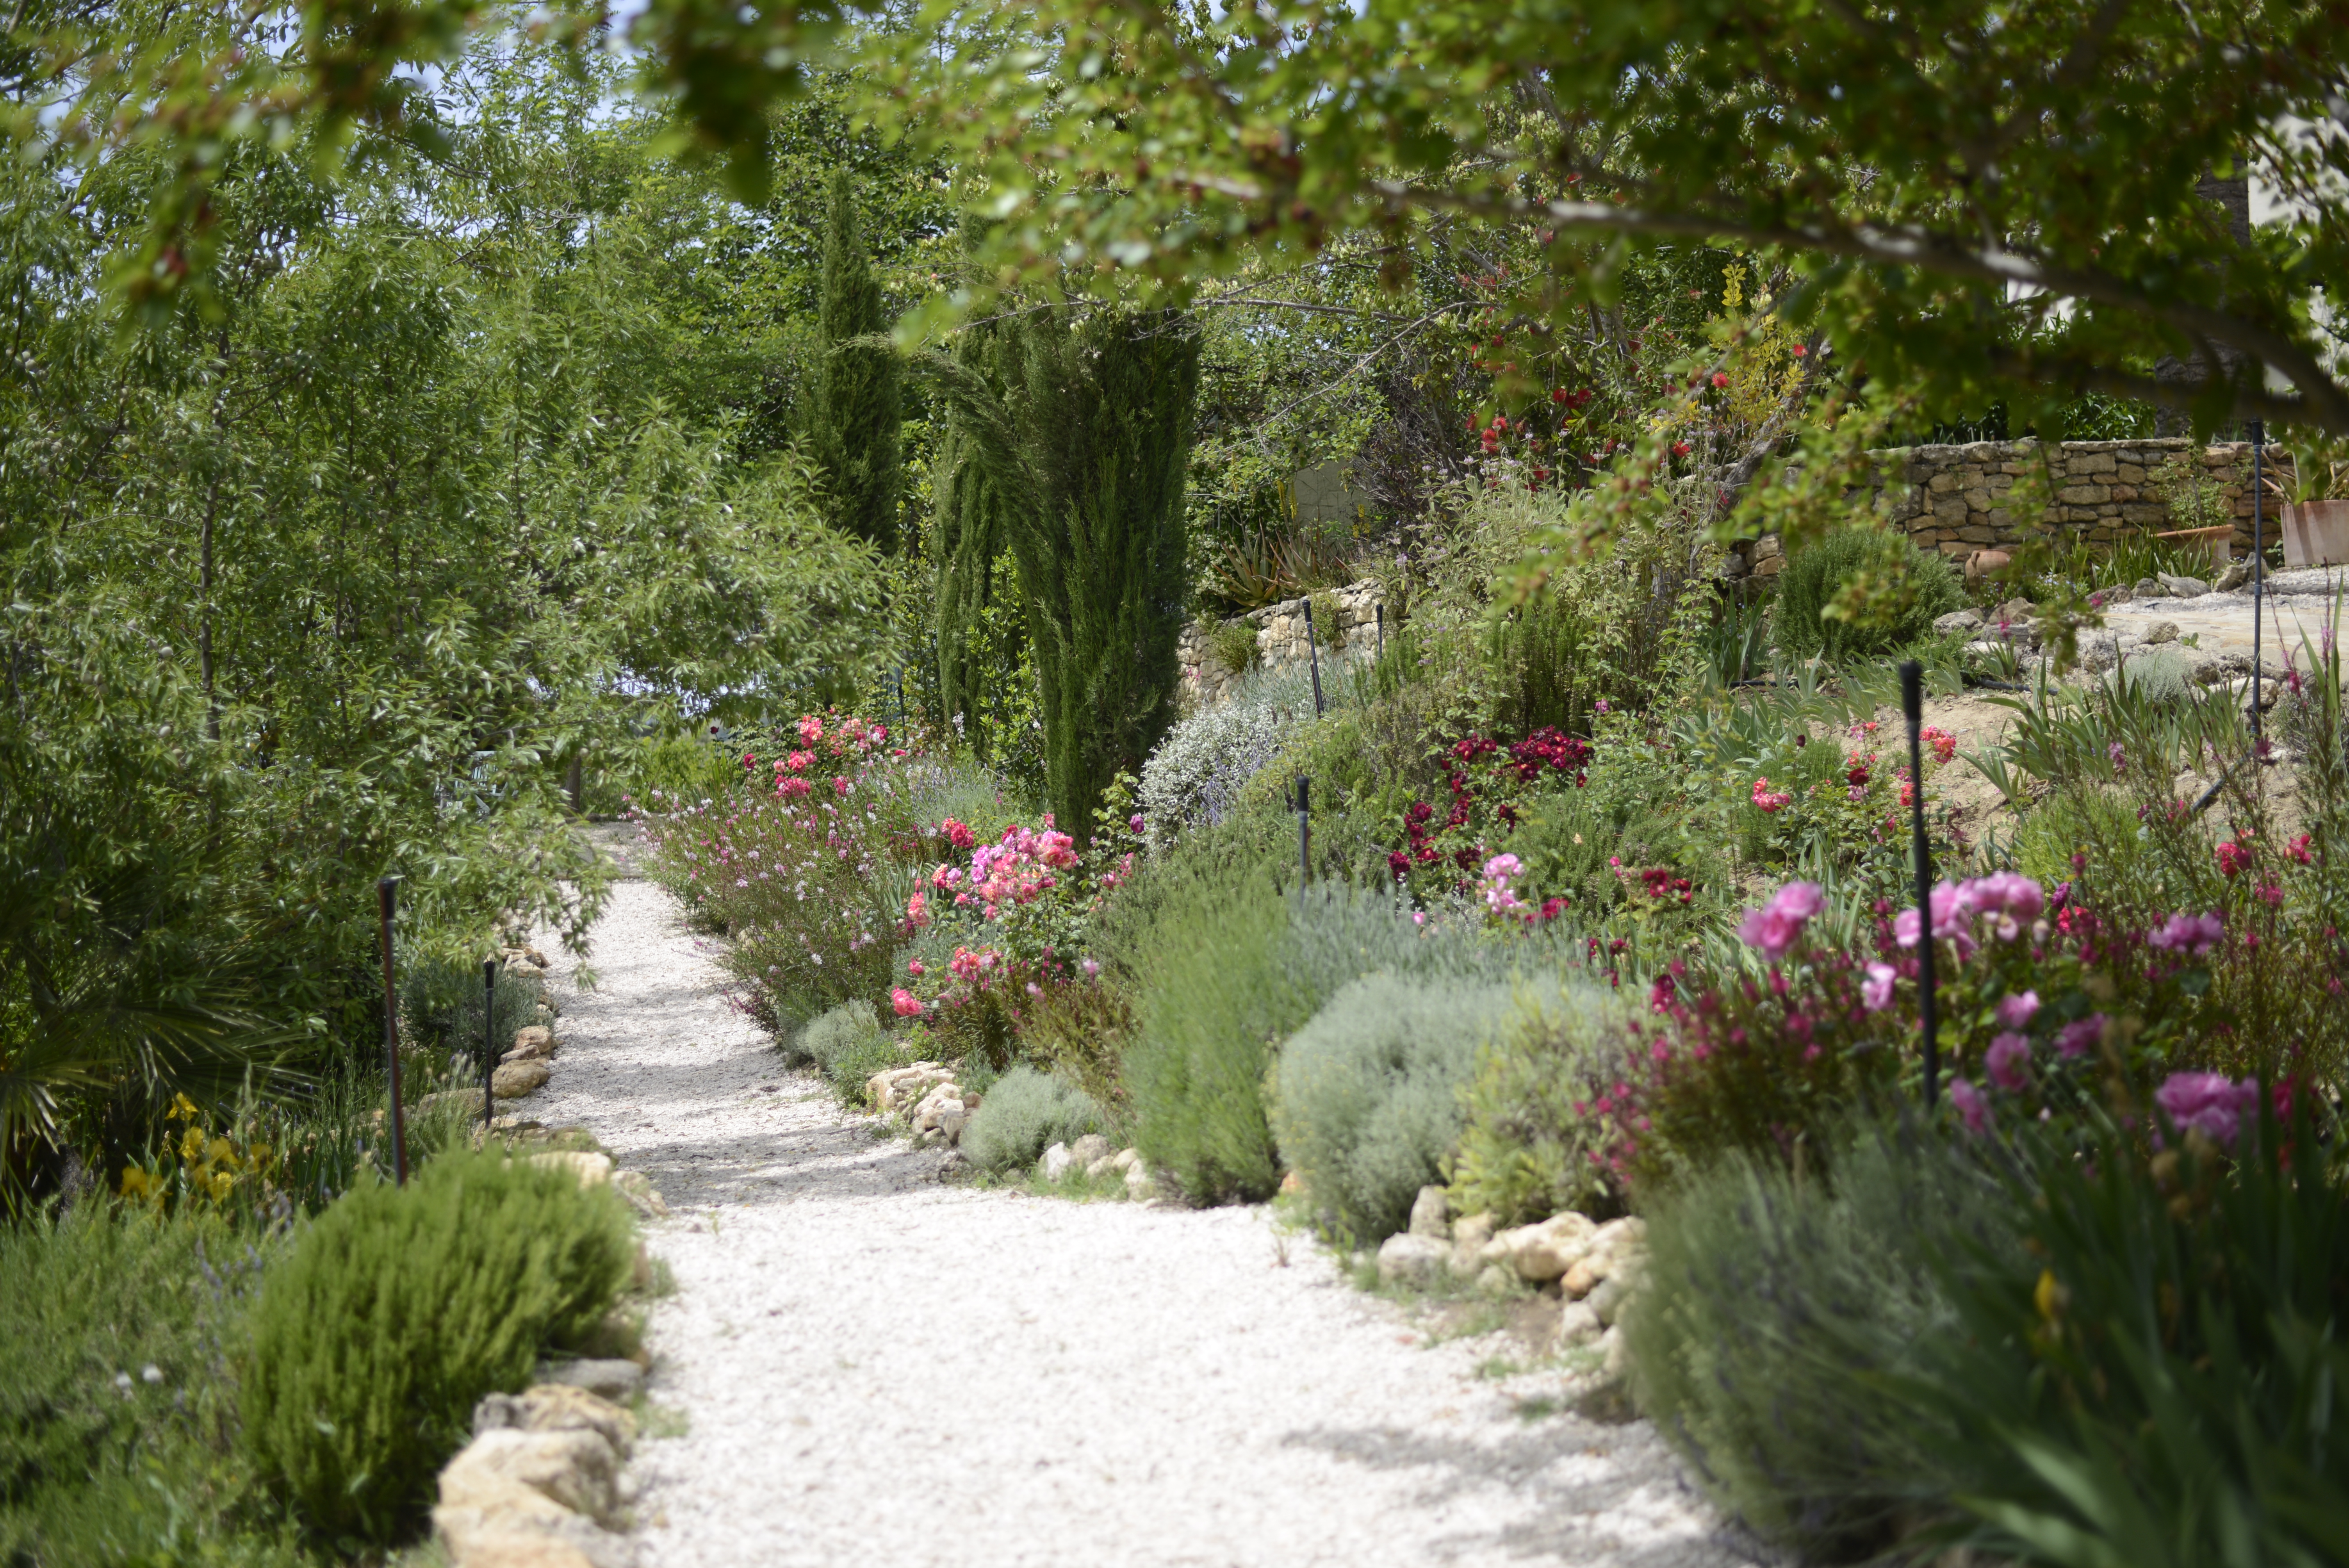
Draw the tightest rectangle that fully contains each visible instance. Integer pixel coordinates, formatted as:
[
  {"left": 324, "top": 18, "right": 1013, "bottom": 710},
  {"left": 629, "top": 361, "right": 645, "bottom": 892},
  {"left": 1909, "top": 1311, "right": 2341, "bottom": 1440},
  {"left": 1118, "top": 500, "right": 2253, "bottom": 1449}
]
[
  {"left": 241, "top": 1151, "right": 635, "bottom": 1541},
  {"left": 1775, "top": 526, "right": 1964, "bottom": 661},
  {"left": 1269, "top": 973, "right": 1517, "bottom": 1243}
]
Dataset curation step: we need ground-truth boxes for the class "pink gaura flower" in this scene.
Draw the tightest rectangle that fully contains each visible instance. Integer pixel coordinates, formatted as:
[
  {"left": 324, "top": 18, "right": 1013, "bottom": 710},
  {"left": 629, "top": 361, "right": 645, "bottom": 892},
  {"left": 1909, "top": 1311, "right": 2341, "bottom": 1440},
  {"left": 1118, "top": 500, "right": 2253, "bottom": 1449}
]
[
  {"left": 2055, "top": 1014, "right": 2104, "bottom": 1059},
  {"left": 1995, "top": 990, "right": 2040, "bottom": 1029},
  {"left": 2155, "top": 1071, "right": 2260, "bottom": 1146},
  {"left": 1949, "top": 1078, "right": 1992, "bottom": 1134},
  {"left": 1985, "top": 1032, "right": 2032, "bottom": 1091}
]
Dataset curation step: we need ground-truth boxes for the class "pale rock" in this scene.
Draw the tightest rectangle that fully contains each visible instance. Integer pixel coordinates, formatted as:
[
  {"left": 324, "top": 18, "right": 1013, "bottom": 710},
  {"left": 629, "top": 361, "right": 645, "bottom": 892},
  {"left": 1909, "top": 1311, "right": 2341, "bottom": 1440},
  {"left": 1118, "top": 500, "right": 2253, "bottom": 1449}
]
[
  {"left": 493, "top": 1060, "right": 552, "bottom": 1099},
  {"left": 1041, "top": 1142, "right": 1075, "bottom": 1181},
  {"left": 1069, "top": 1133, "right": 1113, "bottom": 1166},
  {"left": 1474, "top": 1264, "right": 1515, "bottom": 1297},
  {"left": 1375, "top": 1232, "right": 1450, "bottom": 1288},
  {"left": 535, "top": 1359, "right": 644, "bottom": 1404},
  {"left": 1586, "top": 1274, "right": 1631, "bottom": 1327},
  {"left": 1123, "top": 1162, "right": 1157, "bottom": 1202},
  {"left": 1600, "top": 1324, "right": 1630, "bottom": 1383},
  {"left": 865, "top": 1062, "right": 954, "bottom": 1114},
  {"left": 2214, "top": 559, "right": 2253, "bottom": 592},
  {"left": 1562, "top": 1216, "right": 1649, "bottom": 1299},
  {"left": 1110, "top": 1147, "right": 1140, "bottom": 1172},
  {"left": 438, "top": 1427, "right": 621, "bottom": 1524},
  {"left": 613, "top": 1171, "right": 668, "bottom": 1219},
  {"left": 2144, "top": 620, "right": 2181, "bottom": 645},
  {"left": 1558, "top": 1300, "right": 1604, "bottom": 1347},
  {"left": 909, "top": 1082, "right": 968, "bottom": 1144},
  {"left": 2132, "top": 577, "right": 2160, "bottom": 597},
  {"left": 416, "top": 1089, "right": 493, "bottom": 1121},
  {"left": 1483, "top": 1211, "right": 1597, "bottom": 1283},
  {"left": 527, "top": 1151, "right": 612, "bottom": 1189},
  {"left": 1085, "top": 1155, "right": 1119, "bottom": 1180},
  {"left": 474, "top": 1385, "right": 636, "bottom": 1452},
  {"left": 1406, "top": 1185, "right": 1450, "bottom": 1239},
  {"left": 433, "top": 1504, "right": 636, "bottom": 1568},
  {"left": 2157, "top": 573, "right": 2210, "bottom": 599},
  {"left": 508, "top": 1026, "right": 556, "bottom": 1062},
  {"left": 1449, "top": 1212, "right": 1495, "bottom": 1276},
  {"left": 1994, "top": 596, "right": 2036, "bottom": 624},
  {"left": 1931, "top": 608, "right": 1983, "bottom": 636}
]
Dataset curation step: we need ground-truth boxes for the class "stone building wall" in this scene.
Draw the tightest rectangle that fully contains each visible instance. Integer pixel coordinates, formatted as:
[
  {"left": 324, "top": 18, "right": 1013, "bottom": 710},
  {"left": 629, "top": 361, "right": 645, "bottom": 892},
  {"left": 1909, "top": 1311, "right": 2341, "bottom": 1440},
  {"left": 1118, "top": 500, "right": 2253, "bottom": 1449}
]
[{"left": 1728, "top": 437, "right": 2283, "bottom": 581}]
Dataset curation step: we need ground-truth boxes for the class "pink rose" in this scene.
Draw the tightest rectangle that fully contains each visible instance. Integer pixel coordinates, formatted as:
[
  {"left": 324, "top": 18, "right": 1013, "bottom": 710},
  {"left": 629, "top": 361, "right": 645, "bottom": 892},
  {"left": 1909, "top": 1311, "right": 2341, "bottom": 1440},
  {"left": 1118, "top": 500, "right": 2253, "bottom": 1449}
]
[
  {"left": 2054, "top": 1014, "right": 2104, "bottom": 1059},
  {"left": 1861, "top": 962, "right": 1896, "bottom": 1012},
  {"left": 1949, "top": 1078, "right": 1992, "bottom": 1134},
  {"left": 1995, "top": 991, "right": 2040, "bottom": 1029},
  {"left": 2155, "top": 1071, "right": 2260, "bottom": 1146}
]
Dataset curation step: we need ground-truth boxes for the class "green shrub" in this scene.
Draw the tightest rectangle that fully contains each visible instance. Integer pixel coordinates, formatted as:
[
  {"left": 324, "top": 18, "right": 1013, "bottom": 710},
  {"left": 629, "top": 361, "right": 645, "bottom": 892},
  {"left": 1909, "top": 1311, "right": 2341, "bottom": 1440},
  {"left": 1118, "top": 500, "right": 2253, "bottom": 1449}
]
[
  {"left": 1775, "top": 527, "right": 1966, "bottom": 661},
  {"left": 1125, "top": 875, "right": 1294, "bottom": 1203},
  {"left": 1446, "top": 987, "right": 1634, "bottom": 1226},
  {"left": 960, "top": 1066, "right": 1109, "bottom": 1174},
  {"left": 1624, "top": 1121, "right": 2003, "bottom": 1560},
  {"left": 1208, "top": 620, "right": 1261, "bottom": 676},
  {"left": 241, "top": 1151, "right": 636, "bottom": 1540},
  {"left": 1897, "top": 1099, "right": 2349, "bottom": 1568},
  {"left": 795, "top": 1000, "right": 884, "bottom": 1074},
  {"left": 2101, "top": 645, "right": 2194, "bottom": 705},
  {"left": 1268, "top": 973, "right": 1516, "bottom": 1242}
]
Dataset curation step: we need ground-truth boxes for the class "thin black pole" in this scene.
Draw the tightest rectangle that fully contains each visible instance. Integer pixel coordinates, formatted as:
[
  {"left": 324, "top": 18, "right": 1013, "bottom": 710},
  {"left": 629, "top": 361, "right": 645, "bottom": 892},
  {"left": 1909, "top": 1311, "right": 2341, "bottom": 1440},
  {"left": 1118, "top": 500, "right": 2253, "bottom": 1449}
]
[
  {"left": 1376, "top": 602, "right": 1386, "bottom": 663},
  {"left": 1295, "top": 776, "right": 1312, "bottom": 891},
  {"left": 482, "top": 957, "right": 499, "bottom": 1133},
  {"left": 2250, "top": 421, "right": 2266, "bottom": 739},
  {"left": 1900, "top": 661, "right": 1939, "bottom": 1111},
  {"left": 1301, "top": 597, "right": 1326, "bottom": 716},
  {"left": 376, "top": 877, "right": 410, "bottom": 1185}
]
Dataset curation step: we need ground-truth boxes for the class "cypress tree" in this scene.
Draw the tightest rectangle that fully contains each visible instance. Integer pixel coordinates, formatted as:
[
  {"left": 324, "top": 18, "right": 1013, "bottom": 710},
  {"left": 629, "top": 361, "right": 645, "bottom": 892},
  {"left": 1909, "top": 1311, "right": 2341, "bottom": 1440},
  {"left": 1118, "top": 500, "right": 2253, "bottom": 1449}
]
[
  {"left": 807, "top": 169, "right": 901, "bottom": 552},
  {"left": 925, "top": 306, "right": 1199, "bottom": 838}
]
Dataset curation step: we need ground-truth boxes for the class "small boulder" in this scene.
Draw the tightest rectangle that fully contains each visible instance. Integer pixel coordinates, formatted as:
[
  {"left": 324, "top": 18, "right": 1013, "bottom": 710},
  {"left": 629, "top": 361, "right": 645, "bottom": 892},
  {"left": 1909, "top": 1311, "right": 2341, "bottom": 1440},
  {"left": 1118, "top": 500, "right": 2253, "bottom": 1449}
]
[
  {"left": 1123, "top": 1162, "right": 1158, "bottom": 1202},
  {"left": 2144, "top": 620, "right": 2181, "bottom": 645},
  {"left": 2157, "top": 572, "right": 2210, "bottom": 599},
  {"left": 1600, "top": 1324, "right": 1630, "bottom": 1383},
  {"left": 1085, "top": 1155, "right": 1119, "bottom": 1181},
  {"left": 437, "top": 1427, "right": 622, "bottom": 1525},
  {"left": 493, "top": 1060, "right": 551, "bottom": 1099},
  {"left": 1069, "top": 1133, "right": 1113, "bottom": 1167},
  {"left": 1376, "top": 1232, "right": 1450, "bottom": 1288},
  {"left": 613, "top": 1170, "right": 667, "bottom": 1219},
  {"left": 1449, "top": 1212, "right": 1495, "bottom": 1275},
  {"left": 1931, "top": 608, "right": 1983, "bottom": 636},
  {"left": 508, "top": 1026, "right": 555, "bottom": 1062},
  {"left": 1407, "top": 1185, "right": 1450, "bottom": 1239},
  {"left": 909, "top": 1082, "right": 968, "bottom": 1145},
  {"left": 474, "top": 1384, "right": 636, "bottom": 1451},
  {"left": 535, "top": 1359, "right": 643, "bottom": 1404},
  {"left": 1041, "top": 1142, "right": 1075, "bottom": 1181},
  {"left": 1484, "top": 1211, "right": 1597, "bottom": 1283},
  {"left": 865, "top": 1062, "right": 954, "bottom": 1114},
  {"left": 1110, "top": 1147, "right": 1140, "bottom": 1172},
  {"left": 1558, "top": 1300, "right": 1604, "bottom": 1347},
  {"left": 1561, "top": 1216, "right": 1648, "bottom": 1299},
  {"left": 526, "top": 1151, "right": 612, "bottom": 1190},
  {"left": 2132, "top": 576, "right": 2160, "bottom": 598},
  {"left": 1586, "top": 1274, "right": 1632, "bottom": 1327},
  {"left": 2214, "top": 559, "right": 2253, "bottom": 592}
]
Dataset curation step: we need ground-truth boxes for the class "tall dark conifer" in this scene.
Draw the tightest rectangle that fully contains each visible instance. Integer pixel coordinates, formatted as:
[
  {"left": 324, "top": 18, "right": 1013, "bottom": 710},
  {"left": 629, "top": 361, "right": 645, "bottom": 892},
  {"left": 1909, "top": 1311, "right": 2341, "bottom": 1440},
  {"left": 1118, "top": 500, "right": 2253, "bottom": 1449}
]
[
  {"left": 807, "top": 169, "right": 901, "bottom": 552},
  {"left": 925, "top": 307, "right": 1199, "bottom": 838}
]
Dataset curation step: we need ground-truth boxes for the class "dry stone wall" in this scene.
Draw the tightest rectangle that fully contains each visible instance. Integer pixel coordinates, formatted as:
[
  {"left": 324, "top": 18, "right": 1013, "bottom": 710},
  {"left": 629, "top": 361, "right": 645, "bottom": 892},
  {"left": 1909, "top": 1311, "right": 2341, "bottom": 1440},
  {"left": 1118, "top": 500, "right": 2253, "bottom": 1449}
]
[
  {"left": 1730, "top": 437, "right": 2276, "bottom": 580},
  {"left": 1176, "top": 578, "right": 1388, "bottom": 709}
]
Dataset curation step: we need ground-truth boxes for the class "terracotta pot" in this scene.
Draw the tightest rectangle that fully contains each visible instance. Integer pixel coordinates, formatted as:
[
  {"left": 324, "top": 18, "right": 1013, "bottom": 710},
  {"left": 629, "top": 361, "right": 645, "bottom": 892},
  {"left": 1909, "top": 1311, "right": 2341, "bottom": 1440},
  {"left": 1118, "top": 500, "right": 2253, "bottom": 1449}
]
[{"left": 2281, "top": 499, "right": 2349, "bottom": 568}]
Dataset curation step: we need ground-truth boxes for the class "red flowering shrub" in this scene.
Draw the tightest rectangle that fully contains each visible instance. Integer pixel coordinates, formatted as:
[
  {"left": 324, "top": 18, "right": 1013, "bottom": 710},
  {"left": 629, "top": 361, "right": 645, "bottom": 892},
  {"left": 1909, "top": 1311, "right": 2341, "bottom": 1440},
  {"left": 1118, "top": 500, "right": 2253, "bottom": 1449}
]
[{"left": 1388, "top": 727, "right": 1591, "bottom": 900}]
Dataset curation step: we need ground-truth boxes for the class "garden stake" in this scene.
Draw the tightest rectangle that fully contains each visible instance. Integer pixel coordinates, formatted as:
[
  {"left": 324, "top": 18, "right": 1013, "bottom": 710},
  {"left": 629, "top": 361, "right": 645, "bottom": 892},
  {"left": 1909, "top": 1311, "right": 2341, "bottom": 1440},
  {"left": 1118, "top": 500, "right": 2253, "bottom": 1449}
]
[
  {"left": 376, "top": 877, "right": 410, "bottom": 1185},
  {"left": 1376, "top": 602, "right": 1385, "bottom": 663},
  {"left": 1301, "top": 597, "right": 1326, "bottom": 716},
  {"left": 482, "top": 957, "right": 499, "bottom": 1133},
  {"left": 2250, "top": 419, "right": 2265, "bottom": 739},
  {"left": 1296, "top": 775, "right": 1312, "bottom": 891},
  {"left": 1899, "top": 661, "right": 1939, "bottom": 1111}
]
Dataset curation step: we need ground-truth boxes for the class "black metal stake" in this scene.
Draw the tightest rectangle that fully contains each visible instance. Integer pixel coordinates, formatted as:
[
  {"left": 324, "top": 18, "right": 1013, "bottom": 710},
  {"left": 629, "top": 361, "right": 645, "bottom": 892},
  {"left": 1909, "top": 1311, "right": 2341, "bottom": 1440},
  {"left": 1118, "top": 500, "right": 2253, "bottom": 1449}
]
[
  {"left": 2250, "top": 420, "right": 2266, "bottom": 739},
  {"left": 482, "top": 957, "right": 499, "bottom": 1133},
  {"left": 1899, "top": 662, "right": 1939, "bottom": 1110},
  {"left": 376, "top": 877, "right": 410, "bottom": 1185},
  {"left": 1376, "top": 602, "right": 1386, "bottom": 663},
  {"left": 1301, "top": 597, "right": 1326, "bottom": 716},
  {"left": 1295, "top": 776, "right": 1312, "bottom": 891}
]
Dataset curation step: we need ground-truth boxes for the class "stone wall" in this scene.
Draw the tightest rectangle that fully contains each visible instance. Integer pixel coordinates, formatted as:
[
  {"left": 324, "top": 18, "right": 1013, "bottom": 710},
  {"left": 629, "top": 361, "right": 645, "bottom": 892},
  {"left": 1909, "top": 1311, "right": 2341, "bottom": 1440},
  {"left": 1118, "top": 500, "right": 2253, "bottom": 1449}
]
[
  {"left": 1728, "top": 437, "right": 2283, "bottom": 581},
  {"left": 1177, "top": 579, "right": 1388, "bottom": 709}
]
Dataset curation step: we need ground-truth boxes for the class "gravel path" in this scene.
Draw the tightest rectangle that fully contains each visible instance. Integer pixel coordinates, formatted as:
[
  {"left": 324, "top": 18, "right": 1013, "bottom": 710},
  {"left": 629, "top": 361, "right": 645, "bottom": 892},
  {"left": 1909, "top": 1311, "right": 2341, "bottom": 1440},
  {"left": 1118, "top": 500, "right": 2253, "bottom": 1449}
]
[{"left": 529, "top": 876, "right": 1738, "bottom": 1568}]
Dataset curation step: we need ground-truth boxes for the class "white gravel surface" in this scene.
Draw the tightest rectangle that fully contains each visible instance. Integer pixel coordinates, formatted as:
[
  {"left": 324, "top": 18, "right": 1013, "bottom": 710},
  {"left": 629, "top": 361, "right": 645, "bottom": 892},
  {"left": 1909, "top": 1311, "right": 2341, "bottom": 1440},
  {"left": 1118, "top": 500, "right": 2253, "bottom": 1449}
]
[{"left": 529, "top": 876, "right": 1739, "bottom": 1568}]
